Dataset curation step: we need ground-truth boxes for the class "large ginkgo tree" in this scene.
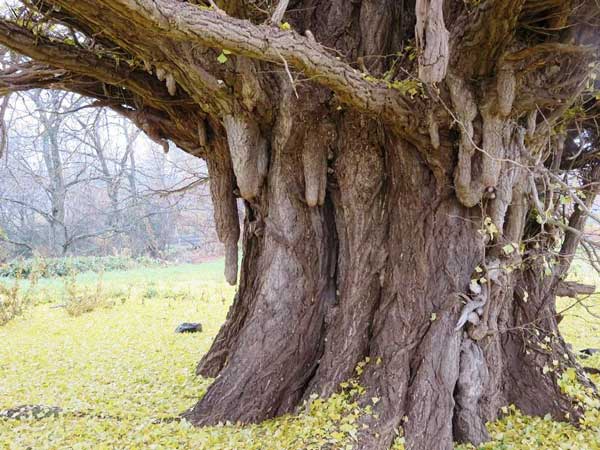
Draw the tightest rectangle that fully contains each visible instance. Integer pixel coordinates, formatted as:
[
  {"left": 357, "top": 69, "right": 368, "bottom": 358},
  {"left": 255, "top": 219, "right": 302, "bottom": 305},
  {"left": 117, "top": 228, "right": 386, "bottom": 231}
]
[{"left": 0, "top": 1, "right": 599, "bottom": 449}]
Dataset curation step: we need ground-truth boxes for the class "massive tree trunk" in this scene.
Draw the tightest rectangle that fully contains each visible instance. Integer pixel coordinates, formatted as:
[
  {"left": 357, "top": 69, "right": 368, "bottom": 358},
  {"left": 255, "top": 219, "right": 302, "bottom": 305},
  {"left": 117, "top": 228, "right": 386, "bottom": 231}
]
[
  {"left": 187, "top": 91, "right": 597, "bottom": 450},
  {"left": 0, "top": 0, "right": 599, "bottom": 449}
]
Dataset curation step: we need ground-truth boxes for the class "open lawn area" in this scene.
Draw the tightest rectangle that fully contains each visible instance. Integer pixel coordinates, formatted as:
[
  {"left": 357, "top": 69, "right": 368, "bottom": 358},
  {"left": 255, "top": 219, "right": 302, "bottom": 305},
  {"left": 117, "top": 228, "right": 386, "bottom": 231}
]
[{"left": 1, "top": 261, "right": 600, "bottom": 449}]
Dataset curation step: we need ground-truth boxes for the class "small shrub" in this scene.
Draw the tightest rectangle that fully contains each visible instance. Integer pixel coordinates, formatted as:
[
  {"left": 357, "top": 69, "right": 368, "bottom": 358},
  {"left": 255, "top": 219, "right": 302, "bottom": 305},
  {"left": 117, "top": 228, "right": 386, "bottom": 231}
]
[
  {"left": 0, "top": 256, "right": 160, "bottom": 279},
  {"left": 142, "top": 283, "right": 159, "bottom": 300},
  {"left": 107, "top": 286, "right": 133, "bottom": 305},
  {"left": 0, "top": 282, "right": 26, "bottom": 326},
  {"left": 162, "top": 288, "right": 190, "bottom": 302},
  {"left": 0, "top": 264, "right": 41, "bottom": 326},
  {"left": 63, "top": 271, "right": 112, "bottom": 317}
]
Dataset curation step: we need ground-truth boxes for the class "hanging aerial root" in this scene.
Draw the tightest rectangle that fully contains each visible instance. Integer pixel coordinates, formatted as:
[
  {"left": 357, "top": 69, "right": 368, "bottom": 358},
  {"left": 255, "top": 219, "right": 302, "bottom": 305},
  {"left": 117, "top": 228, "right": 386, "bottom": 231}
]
[
  {"left": 223, "top": 114, "right": 268, "bottom": 201},
  {"left": 504, "top": 191, "right": 528, "bottom": 244},
  {"left": 487, "top": 127, "right": 525, "bottom": 234},
  {"left": 527, "top": 110, "right": 537, "bottom": 138},
  {"left": 479, "top": 107, "right": 506, "bottom": 190},
  {"left": 224, "top": 240, "right": 238, "bottom": 285},
  {"left": 165, "top": 73, "right": 177, "bottom": 96},
  {"left": 302, "top": 120, "right": 335, "bottom": 207},
  {"left": 116, "top": 106, "right": 170, "bottom": 153},
  {"left": 155, "top": 67, "right": 167, "bottom": 81},
  {"left": 415, "top": 0, "right": 449, "bottom": 83},
  {"left": 197, "top": 121, "right": 207, "bottom": 149},
  {"left": 448, "top": 71, "right": 513, "bottom": 208},
  {"left": 206, "top": 136, "right": 240, "bottom": 286},
  {"left": 447, "top": 74, "right": 480, "bottom": 207},
  {"left": 496, "top": 66, "right": 515, "bottom": 117},
  {"left": 235, "top": 58, "right": 264, "bottom": 111},
  {"left": 428, "top": 110, "right": 440, "bottom": 150}
]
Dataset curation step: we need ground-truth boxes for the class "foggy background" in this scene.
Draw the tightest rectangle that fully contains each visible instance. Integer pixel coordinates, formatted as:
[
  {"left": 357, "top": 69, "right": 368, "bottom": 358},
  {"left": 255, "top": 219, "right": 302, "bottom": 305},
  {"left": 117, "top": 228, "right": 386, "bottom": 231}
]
[{"left": 0, "top": 90, "right": 222, "bottom": 262}]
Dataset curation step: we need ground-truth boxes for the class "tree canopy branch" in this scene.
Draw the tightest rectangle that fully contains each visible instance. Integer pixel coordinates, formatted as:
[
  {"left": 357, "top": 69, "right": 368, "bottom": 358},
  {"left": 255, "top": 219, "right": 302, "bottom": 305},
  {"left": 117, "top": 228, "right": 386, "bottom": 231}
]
[
  {"left": 46, "top": 0, "right": 419, "bottom": 125},
  {"left": 0, "top": 20, "right": 183, "bottom": 108}
]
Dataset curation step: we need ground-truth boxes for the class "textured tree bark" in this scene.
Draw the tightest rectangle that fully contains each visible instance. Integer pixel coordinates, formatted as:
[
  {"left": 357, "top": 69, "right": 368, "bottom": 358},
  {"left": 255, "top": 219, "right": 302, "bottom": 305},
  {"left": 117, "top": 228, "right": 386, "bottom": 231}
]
[
  {"left": 1, "top": 1, "right": 598, "bottom": 449},
  {"left": 184, "top": 110, "right": 591, "bottom": 450}
]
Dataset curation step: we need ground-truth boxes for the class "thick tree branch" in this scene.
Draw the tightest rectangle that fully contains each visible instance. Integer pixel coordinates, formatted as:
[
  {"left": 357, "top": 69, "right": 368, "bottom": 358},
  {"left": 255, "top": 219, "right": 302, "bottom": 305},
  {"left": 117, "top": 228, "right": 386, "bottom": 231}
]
[
  {"left": 0, "top": 20, "right": 187, "bottom": 109},
  {"left": 556, "top": 281, "right": 596, "bottom": 298},
  {"left": 0, "top": 62, "right": 93, "bottom": 96},
  {"left": 47, "top": 0, "right": 419, "bottom": 126},
  {"left": 0, "top": 21, "right": 216, "bottom": 154},
  {"left": 507, "top": 43, "right": 596, "bottom": 113}
]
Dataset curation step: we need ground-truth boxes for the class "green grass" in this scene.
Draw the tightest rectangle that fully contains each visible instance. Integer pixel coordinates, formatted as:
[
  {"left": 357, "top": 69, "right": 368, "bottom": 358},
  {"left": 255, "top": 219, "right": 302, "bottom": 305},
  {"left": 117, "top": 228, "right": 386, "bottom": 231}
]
[
  {"left": 31, "top": 261, "right": 230, "bottom": 293},
  {"left": 1, "top": 260, "right": 600, "bottom": 449}
]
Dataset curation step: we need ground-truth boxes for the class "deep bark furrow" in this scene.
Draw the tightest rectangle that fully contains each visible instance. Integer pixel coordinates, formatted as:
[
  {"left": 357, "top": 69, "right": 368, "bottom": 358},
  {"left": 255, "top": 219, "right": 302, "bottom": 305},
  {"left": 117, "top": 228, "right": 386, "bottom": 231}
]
[
  {"left": 453, "top": 339, "right": 490, "bottom": 445},
  {"left": 306, "top": 115, "right": 387, "bottom": 398},
  {"left": 354, "top": 137, "right": 483, "bottom": 450}
]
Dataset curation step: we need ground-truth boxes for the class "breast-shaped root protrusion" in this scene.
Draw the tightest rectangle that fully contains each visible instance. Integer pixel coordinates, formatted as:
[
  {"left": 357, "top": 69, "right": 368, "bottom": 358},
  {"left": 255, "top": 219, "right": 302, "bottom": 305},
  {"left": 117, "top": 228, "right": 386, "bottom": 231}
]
[
  {"left": 447, "top": 74, "right": 480, "bottom": 207},
  {"left": 428, "top": 110, "right": 440, "bottom": 150},
  {"left": 479, "top": 107, "right": 506, "bottom": 190},
  {"left": 496, "top": 66, "right": 516, "bottom": 117},
  {"left": 198, "top": 121, "right": 207, "bottom": 149},
  {"left": 302, "top": 142, "right": 327, "bottom": 208},
  {"left": 236, "top": 58, "right": 262, "bottom": 112},
  {"left": 156, "top": 67, "right": 167, "bottom": 82},
  {"left": 137, "top": 114, "right": 169, "bottom": 153},
  {"left": 166, "top": 73, "right": 177, "bottom": 96},
  {"left": 527, "top": 110, "right": 537, "bottom": 138},
  {"left": 207, "top": 139, "right": 241, "bottom": 286},
  {"left": 224, "top": 240, "right": 238, "bottom": 285},
  {"left": 504, "top": 189, "right": 528, "bottom": 244},
  {"left": 272, "top": 80, "right": 295, "bottom": 153},
  {"left": 487, "top": 127, "right": 524, "bottom": 235},
  {"left": 415, "top": 0, "right": 449, "bottom": 83},
  {"left": 223, "top": 114, "right": 268, "bottom": 201},
  {"left": 302, "top": 122, "right": 335, "bottom": 207}
]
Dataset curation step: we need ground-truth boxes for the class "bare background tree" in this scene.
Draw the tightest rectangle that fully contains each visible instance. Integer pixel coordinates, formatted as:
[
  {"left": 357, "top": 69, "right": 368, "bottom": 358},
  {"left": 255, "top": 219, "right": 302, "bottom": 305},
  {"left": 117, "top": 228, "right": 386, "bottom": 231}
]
[{"left": 0, "top": 89, "right": 219, "bottom": 260}]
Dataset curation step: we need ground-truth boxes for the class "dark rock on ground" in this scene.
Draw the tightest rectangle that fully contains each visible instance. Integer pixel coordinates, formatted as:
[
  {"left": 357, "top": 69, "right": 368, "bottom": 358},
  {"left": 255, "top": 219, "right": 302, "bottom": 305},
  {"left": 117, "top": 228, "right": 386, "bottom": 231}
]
[
  {"left": 579, "top": 348, "right": 600, "bottom": 359},
  {"left": 175, "top": 322, "right": 203, "bottom": 333}
]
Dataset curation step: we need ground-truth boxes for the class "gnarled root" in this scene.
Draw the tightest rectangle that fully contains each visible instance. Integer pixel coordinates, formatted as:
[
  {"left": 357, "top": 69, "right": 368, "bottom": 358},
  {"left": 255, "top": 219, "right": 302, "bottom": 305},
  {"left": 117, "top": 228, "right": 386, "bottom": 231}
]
[
  {"left": 448, "top": 69, "right": 516, "bottom": 209},
  {"left": 453, "top": 338, "right": 490, "bottom": 445}
]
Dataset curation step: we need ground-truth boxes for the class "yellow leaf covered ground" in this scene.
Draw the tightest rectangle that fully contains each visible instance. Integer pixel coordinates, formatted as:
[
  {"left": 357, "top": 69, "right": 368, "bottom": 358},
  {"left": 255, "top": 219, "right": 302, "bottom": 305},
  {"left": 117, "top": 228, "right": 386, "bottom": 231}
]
[{"left": 1, "top": 261, "right": 599, "bottom": 449}]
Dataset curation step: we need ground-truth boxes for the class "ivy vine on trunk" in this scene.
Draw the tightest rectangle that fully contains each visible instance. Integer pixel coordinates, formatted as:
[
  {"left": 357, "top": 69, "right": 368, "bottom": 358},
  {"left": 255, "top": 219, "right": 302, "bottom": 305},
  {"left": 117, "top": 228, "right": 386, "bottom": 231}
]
[{"left": 0, "top": 1, "right": 599, "bottom": 449}]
